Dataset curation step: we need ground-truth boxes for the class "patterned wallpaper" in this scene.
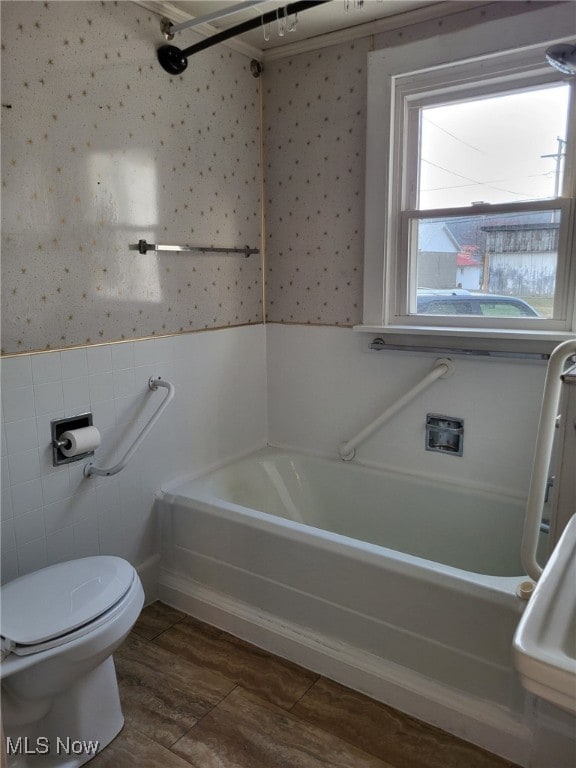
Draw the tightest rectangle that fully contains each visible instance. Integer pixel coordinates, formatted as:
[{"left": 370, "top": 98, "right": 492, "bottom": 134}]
[
  {"left": 262, "top": 2, "right": 549, "bottom": 327},
  {"left": 263, "top": 41, "right": 368, "bottom": 327},
  {"left": 1, "top": 1, "right": 262, "bottom": 355}
]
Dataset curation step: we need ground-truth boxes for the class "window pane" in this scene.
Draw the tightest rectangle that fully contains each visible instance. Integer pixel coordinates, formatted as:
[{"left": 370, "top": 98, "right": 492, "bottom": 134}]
[
  {"left": 418, "top": 84, "right": 570, "bottom": 209},
  {"left": 412, "top": 212, "right": 561, "bottom": 318}
]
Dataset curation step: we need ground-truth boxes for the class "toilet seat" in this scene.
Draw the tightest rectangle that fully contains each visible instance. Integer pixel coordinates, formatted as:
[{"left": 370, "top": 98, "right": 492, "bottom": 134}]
[{"left": 0, "top": 556, "right": 135, "bottom": 657}]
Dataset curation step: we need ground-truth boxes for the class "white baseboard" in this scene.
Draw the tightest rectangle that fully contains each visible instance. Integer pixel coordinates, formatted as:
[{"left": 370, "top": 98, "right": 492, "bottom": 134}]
[{"left": 159, "top": 569, "right": 532, "bottom": 767}]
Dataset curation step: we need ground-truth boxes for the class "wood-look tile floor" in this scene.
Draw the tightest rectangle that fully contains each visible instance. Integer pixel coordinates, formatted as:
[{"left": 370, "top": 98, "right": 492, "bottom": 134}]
[{"left": 91, "top": 602, "right": 520, "bottom": 768}]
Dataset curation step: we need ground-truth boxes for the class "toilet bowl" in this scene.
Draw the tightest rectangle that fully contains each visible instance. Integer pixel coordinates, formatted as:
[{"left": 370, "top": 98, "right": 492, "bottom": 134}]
[{"left": 0, "top": 556, "right": 144, "bottom": 767}]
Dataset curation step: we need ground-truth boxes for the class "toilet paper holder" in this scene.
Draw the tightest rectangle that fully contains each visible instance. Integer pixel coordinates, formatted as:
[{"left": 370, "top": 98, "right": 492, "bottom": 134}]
[{"left": 51, "top": 413, "right": 95, "bottom": 466}]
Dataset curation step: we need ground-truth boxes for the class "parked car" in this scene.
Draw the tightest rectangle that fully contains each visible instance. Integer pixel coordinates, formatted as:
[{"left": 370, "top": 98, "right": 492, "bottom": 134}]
[{"left": 416, "top": 290, "right": 539, "bottom": 317}]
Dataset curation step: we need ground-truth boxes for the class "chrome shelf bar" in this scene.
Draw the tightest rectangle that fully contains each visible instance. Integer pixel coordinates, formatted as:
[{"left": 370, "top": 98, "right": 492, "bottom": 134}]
[
  {"left": 131, "top": 240, "right": 258, "bottom": 257},
  {"left": 369, "top": 337, "right": 550, "bottom": 360}
]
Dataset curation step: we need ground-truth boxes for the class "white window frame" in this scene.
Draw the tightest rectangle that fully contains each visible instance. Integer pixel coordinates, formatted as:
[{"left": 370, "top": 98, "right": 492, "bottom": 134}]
[{"left": 361, "top": 19, "right": 576, "bottom": 351}]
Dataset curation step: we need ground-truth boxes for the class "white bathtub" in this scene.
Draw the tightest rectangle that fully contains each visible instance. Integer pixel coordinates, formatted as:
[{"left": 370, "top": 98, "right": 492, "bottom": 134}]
[{"left": 159, "top": 448, "right": 534, "bottom": 763}]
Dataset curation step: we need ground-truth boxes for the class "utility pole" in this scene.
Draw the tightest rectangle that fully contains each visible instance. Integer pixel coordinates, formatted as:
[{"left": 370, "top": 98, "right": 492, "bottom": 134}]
[{"left": 541, "top": 137, "right": 567, "bottom": 223}]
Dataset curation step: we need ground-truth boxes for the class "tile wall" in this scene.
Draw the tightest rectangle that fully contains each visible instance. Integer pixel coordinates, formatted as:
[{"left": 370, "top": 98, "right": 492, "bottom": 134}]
[
  {"left": 266, "top": 325, "right": 548, "bottom": 497},
  {"left": 0, "top": 325, "right": 267, "bottom": 586}
]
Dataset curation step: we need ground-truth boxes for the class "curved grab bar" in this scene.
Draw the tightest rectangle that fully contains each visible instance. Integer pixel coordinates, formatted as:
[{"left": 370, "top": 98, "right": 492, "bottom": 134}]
[
  {"left": 522, "top": 338, "right": 576, "bottom": 582},
  {"left": 84, "top": 377, "right": 175, "bottom": 478},
  {"left": 339, "top": 358, "right": 455, "bottom": 461}
]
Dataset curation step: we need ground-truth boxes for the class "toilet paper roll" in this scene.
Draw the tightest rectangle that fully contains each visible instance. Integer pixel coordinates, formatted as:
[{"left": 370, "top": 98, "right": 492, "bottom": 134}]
[{"left": 60, "top": 426, "right": 101, "bottom": 457}]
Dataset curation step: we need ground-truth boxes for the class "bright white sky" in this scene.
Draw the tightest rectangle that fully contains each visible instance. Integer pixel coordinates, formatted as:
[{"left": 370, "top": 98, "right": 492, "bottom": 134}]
[{"left": 419, "top": 83, "right": 570, "bottom": 209}]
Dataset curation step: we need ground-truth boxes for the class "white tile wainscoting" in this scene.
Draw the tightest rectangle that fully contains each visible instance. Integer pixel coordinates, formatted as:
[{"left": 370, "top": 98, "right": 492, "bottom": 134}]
[
  {"left": 2, "top": 322, "right": 551, "bottom": 587},
  {"left": 0, "top": 325, "right": 267, "bottom": 590},
  {"left": 266, "top": 324, "right": 548, "bottom": 499}
]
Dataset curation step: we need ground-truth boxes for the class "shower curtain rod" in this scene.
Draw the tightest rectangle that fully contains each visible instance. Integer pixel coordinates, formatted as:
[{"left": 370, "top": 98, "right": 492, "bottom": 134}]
[{"left": 157, "top": 0, "right": 330, "bottom": 74}]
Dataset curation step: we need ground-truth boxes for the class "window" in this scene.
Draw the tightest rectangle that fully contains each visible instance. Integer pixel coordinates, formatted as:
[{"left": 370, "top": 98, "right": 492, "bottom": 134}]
[{"left": 363, "top": 34, "right": 576, "bottom": 347}]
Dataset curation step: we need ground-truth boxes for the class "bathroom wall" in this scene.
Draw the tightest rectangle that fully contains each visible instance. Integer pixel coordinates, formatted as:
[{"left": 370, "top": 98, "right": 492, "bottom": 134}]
[
  {"left": 262, "top": 37, "right": 368, "bottom": 325},
  {"left": 1, "top": 1, "right": 571, "bottom": 586},
  {"left": 1, "top": 1, "right": 262, "bottom": 355},
  {"left": 266, "top": 324, "right": 546, "bottom": 496},
  {"left": 1, "top": 326, "right": 267, "bottom": 588},
  {"left": 263, "top": 1, "right": 563, "bottom": 326},
  {"left": 0, "top": 1, "right": 267, "bottom": 590},
  {"left": 263, "top": 2, "right": 572, "bottom": 496}
]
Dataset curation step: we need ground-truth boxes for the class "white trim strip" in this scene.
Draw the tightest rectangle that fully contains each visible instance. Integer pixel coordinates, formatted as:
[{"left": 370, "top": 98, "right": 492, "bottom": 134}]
[
  {"left": 170, "top": 0, "right": 268, "bottom": 34},
  {"left": 133, "top": 0, "right": 263, "bottom": 60}
]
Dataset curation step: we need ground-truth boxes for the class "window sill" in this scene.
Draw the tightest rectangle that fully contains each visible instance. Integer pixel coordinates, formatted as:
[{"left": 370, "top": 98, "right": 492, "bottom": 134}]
[{"left": 354, "top": 325, "right": 575, "bottom": 357}]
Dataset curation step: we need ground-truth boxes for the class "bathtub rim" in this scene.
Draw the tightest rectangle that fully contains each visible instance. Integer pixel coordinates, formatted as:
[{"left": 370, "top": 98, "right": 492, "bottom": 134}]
[
  {"left": 162, "top": 443, "right": 531, "bottom": 503},
  {"left": 161, "top": 446, "right": 531, "bottom": 596}
]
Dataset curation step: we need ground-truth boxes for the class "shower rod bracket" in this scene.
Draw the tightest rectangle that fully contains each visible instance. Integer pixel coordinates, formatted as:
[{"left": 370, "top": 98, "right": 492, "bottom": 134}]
[
  {"left": 157, "top": 44, "right": 188, "bottom": 75},
  {"left": 160, "top": 16, "right": 175, "bottom": 41}
]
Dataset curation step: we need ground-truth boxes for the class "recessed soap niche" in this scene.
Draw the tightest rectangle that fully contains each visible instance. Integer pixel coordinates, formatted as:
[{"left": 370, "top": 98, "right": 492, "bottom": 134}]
[{"left": 425, "top": 414, "right": 464, "bottom": 456}]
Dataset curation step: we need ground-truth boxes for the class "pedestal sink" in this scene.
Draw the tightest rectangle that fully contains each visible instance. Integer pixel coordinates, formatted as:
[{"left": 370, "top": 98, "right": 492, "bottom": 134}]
[{"left": 513, "top": 513, "right": 576, "bottom": 714}]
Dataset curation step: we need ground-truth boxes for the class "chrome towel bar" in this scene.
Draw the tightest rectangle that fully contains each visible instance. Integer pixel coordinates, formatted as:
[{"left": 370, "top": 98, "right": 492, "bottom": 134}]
[
  {"left": 369, "top": 337, "right": 549, "bottom": 360},
  {"left": 132, "top": 240, "right": 258, "bottom": 257}
]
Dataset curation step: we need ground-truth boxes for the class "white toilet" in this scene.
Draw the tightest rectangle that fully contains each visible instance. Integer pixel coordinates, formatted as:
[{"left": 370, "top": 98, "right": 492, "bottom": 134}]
[{"left": 0, "top": 556, "right": 144, "bottom": 767}]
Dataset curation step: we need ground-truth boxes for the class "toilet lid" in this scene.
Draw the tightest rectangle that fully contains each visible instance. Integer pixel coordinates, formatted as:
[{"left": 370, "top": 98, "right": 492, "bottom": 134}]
[{"left": 0, "top": 556, "right": 135, "bottom": 647}]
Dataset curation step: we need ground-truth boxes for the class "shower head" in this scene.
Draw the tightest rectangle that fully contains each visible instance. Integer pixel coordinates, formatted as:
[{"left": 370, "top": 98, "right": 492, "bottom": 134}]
[
  {"left": 157, "top": 45, "right": 188, "bottom": 75},
  {"left": 545, "top": 43, "right": 576, "bottom": 75}
]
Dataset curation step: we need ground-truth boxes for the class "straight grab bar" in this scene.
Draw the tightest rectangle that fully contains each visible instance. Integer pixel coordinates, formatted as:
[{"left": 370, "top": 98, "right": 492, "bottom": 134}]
[
  {"left": 84, "top": 377, "right": 175, "bottom": 478},
  {"left": 521, "top": 338, "right": 576, "bottom": 582},
  {"left": 339, "top": 358, "right": 455, "bottom": 461}
]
